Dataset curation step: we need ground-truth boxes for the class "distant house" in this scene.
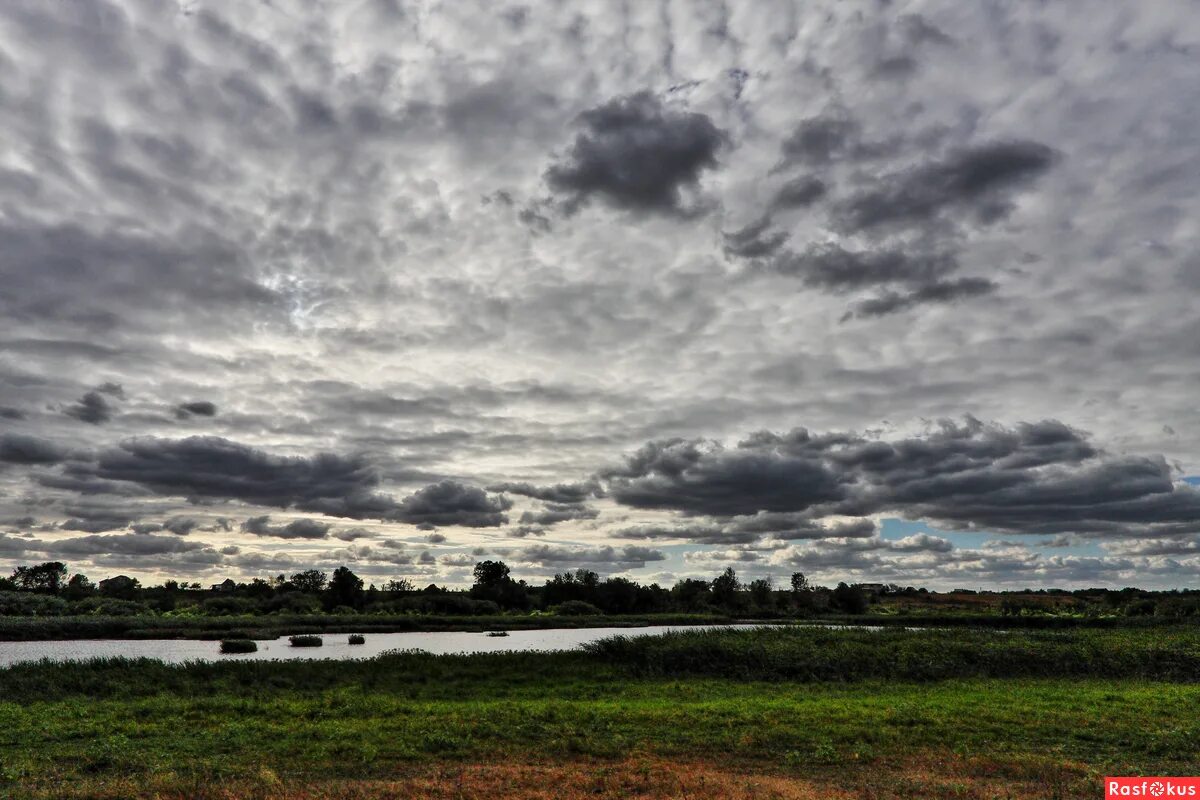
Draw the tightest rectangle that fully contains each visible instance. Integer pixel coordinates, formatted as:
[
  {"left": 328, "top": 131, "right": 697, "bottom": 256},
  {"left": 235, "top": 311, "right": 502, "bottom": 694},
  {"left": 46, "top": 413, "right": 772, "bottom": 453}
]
[
  {"left": 210, "top": 578, "right": 236, "bottom": 592},
  {"left": 853, "top": 583, "right": 886, "bottom": 597}
]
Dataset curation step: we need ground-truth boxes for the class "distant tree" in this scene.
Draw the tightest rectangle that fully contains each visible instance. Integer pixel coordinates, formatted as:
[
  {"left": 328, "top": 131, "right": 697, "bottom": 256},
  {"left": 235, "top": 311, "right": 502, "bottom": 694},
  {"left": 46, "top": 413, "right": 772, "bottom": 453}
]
[
  {"left": 98, "top": 575, "right": 142, "bottom": 600},
  {"left": 472, "top": 560, "right": 511, "bottom": 589},
  {"left": 748, "top": 577, "right": 774, "bottom": 610},
  {"left": 831, "top": 582, "right": 868, "bottom": 615},
  {"left": 790, "top": 572, "right": 810, "bottom": 593},
  {"left": 711, "top": 567, "right": 741, "bottom": 608},
  {"left": 11, "top": 562, "right": 68, "bottom": 594},
  {"left": 671, "top": 578, "right": 712, "bottom": 610},
  {"left": 64, "top": 573, "right": 96, "bottom": 601},
  {"left": 383, "top": 578, "right": 414, "bottom": 594},
  {"left": 325, "top": 566, "right": 364, "bottom": 610},
  {"left": 245, "top": 578, "right": 275, "bottom": 599},
  {"left": 290, "top": 569, "right": 328, "bottom": 594}
]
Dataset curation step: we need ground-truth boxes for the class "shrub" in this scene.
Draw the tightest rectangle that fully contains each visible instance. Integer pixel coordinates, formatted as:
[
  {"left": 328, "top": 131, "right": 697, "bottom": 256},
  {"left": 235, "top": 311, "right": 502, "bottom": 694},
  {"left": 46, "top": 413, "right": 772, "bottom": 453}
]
[
  {"left": 219, "top": 639, "right": 258, "bottom": 654},
  {"left": 289, "top": 635, "right": 323, "bottom": 647},
  {"left": 69, "top": 597, "right": 149, "bottom": 617},
  {"left": 348, "top": 634, "right": 365, "bottom": 645},
  {"left": 552, "top": 600, "right": 603, "bottom": 616},
  {"left": 0, "top": 591, "right": 69, "bottom": 617}
]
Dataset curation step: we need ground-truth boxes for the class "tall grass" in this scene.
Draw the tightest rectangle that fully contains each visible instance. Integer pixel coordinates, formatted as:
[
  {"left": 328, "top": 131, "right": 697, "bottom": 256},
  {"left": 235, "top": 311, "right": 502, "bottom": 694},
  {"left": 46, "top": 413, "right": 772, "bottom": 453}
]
[
  {"left": 2, "top": 627, "right": 1198, "bottom": 705},
  {"left": 288, "top": 635, "right": 322, "bottom": 647},
  {"left": 583, "top": 626, "right": 1200, "bottom": 681}
]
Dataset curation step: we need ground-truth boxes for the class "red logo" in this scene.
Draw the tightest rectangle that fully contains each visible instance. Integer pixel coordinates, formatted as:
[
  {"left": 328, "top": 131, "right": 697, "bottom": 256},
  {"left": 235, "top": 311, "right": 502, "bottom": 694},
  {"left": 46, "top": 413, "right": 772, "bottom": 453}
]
[{"left": 1107, "top": 778, "right": 1200, "bottom": 798}]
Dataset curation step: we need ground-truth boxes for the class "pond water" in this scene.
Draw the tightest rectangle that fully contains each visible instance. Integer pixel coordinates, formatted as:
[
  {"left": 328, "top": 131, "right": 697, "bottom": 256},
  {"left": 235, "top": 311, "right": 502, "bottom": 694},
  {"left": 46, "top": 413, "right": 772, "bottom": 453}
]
[{"left": 0, "top": 623, "right": 778, "bottom": 668}]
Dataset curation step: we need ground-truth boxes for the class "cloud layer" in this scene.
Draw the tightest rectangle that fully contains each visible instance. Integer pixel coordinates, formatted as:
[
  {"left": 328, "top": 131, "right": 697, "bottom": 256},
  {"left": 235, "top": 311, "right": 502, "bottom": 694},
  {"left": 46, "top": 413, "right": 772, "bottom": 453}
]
[{"left": 1, "top": 0, "right": 1197, "bottom": 589}]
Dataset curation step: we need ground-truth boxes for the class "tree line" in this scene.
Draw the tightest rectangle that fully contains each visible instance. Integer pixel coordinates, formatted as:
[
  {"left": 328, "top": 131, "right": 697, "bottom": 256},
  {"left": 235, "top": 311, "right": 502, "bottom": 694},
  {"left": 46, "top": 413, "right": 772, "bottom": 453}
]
[{"left": 0, "top": 560, "right": 873, "bottom": 617}]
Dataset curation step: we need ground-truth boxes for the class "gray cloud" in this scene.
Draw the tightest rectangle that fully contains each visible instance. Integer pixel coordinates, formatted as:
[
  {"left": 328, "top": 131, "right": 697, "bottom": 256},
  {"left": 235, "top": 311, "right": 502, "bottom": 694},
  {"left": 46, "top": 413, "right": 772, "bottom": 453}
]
[
  {"left": 0, "top": 1, "right": 1196, "bottom": 588},
  {"left": 391, "top": 481, "right": 512, "bottom": 528},
  {"left": 519, "top": 544, "right": 667, "bottom": 569},
  {"left": 175, "top": 401, "right": 218, "bottom": 419},
  {"left": 0, "top": 433, "right": 68, "bottom": 465},
  {"left": 835, "top": 141, "right": 1057, "bottom": 232},
  {"left": 241, "top": 515, "right": 331, "bottom": 540},
  {"left": 545, "top": 91, "right": 726, "bottom": 216},
  {"left": 64, "top": 390, "right": 116, "bottom": 425},
  {"left": 604, "top": 418, "right": 1200, "bottom": 538}
]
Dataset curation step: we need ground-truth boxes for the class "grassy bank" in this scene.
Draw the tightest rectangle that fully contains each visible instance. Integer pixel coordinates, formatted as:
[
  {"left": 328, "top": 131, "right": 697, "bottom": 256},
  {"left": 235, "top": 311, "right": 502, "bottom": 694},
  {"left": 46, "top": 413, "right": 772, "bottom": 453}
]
[{"left": 3, "top": 627, "right": 1198, "bottom": 798}]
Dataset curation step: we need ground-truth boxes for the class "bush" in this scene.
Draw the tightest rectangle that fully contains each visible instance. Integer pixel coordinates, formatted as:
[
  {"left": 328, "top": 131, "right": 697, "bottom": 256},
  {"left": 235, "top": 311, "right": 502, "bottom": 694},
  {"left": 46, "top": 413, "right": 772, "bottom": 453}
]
[
  {"left": 0, "top": 592, "right": 69, "bottom": 617},
  {"left": 219, "top": 639, "right": 258, "bottom": 654},
  {"left": 552, "top": 600, "right": 603, "bottom": 616},
  {"left": 69, "top": 597, "right": 149, "bottom": 617},
  {"left": 202, "top": 597, "right": 260, "bottom": 616},
  {"left": 348, "top": 634, "right": 365, "bottom": 645},
  {"left": 289, "top": 635, "right": 323, "bottom": 647}
]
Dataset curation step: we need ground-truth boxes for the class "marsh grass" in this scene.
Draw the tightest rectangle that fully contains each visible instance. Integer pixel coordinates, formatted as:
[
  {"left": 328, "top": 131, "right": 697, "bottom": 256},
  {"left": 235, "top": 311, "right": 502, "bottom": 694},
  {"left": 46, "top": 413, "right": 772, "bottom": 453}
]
[
  {"left": 3, "top": 627, "right": 1200, "bottom": 798},
  {"left": 582, "top": 625, "right": 1200, "bottom": 681},
  {"left": 348, "top": 634, "right": 365, "bottom": 645},
  {"left": 218, "top": 639, "right": 257, "bottom": 654},
  {"left": 289, "top": 635, "right": 323, "bottom": 647}
]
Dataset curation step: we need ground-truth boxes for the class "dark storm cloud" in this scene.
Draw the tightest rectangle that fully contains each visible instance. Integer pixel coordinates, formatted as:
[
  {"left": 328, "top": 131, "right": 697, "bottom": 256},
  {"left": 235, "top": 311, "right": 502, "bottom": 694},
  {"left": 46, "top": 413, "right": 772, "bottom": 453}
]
[
  {"left": 544, "top": 91, "right": 726, "bottom": 216},
  {"left": 63, "top": 390, "right": 115, "bottom": 424},
  {"left": 519, "top": 544, "right": 667, "bottom": 568},
  {"left": 778, "top": 114, "right": 861, "bottom": 167},
  {"left": 0, "top": 433, "right": 68, "bottom": 465},
  {"left": 391, "top": 480, "right": 512, "bottom": 528},
  {"left": 728, "top": 236, "right": 996, "bottom": 317},
  {"left": 52, "top": 533, "right": 208, "bottom": 557},
  {"left": 0, "top": 220, "right": 280, "bottom": 334},
  {"left": 175, "top": 401, "right": 218, "bottom": 420},
  {"left": 241, "top": 515, "right": 331, "bottom": 540},
  {"left": 614, "top": 514, "right": 876, "bottom": 546},
  {"left": 722, "top": 217, "right": 789, "bottom": 259},
  {"left": 486, "top": 479, "right": 602, "bottom": 505},
  {"left": 161, "top": 517, "right": 199, "bottom": 536},
  {"left": 601, "top": 437, "right": 845, "bottom": 517},
  {"left": 603, "top": 418, "right": 1200, "bottom": 538},
  {"left": 846, "top": 277, "right": 998, "bottom": 318},
  {"left": 769, "top": 244, "right": 960, "bottom": 290},
  {"left": 771, "top": 176, "right": 827, "bottom": 210},
  {"left": 835, "top": 141, "right": 1058, "bottom": 232},
  {"left": 82, "top": 436, "right": 381, "bottom": 510},
  {"left": 58, "top": 504, "right": 139, "bottom": 533},
  {"left": 518, "top": 503, "right": 600, "bottom": 527}
]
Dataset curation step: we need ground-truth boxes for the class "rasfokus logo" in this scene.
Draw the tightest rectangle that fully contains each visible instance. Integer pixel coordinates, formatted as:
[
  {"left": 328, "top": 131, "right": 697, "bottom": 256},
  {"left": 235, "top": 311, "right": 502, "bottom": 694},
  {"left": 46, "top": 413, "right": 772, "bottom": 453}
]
[{"left": 1107, "top": 778, "right": 1200, "bottom": 798}]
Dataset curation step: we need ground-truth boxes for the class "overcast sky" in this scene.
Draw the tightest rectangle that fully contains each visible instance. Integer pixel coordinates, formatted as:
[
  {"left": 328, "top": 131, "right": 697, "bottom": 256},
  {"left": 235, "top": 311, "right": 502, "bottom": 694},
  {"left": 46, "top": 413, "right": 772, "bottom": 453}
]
[{"left": 2, "top": 0, "right": 1198, "bottom": 590}]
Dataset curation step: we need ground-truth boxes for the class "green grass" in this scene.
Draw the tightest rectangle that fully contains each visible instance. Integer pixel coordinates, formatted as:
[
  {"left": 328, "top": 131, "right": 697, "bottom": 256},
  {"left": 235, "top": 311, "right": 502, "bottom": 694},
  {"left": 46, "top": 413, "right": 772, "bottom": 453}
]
[
  {"left": 217, "top": 639, "right": 257, "bottom": 654},
  {"left": 2, "top": 627, "right": 1198, "bottom": 796}
]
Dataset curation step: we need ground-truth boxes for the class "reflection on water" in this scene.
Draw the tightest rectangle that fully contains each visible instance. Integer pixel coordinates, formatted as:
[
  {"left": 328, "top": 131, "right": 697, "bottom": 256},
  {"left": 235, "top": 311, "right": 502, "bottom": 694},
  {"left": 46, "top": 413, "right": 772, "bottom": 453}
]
[{"left": 0, "top": 624, "right": 775, "bottom": 667}]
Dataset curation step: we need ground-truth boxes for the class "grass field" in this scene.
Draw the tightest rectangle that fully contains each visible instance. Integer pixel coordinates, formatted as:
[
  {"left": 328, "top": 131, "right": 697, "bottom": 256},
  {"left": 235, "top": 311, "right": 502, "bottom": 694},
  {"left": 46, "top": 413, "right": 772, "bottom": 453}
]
[{"left": 2, "top": 627, "right": 1197, "bottom": 798}]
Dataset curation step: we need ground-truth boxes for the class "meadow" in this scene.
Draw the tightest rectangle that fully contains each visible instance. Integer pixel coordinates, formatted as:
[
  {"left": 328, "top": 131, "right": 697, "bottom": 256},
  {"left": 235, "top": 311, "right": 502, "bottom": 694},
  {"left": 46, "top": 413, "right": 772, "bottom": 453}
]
[{"left": 2, "top": 626, "right": 1198, "bottom": 799}]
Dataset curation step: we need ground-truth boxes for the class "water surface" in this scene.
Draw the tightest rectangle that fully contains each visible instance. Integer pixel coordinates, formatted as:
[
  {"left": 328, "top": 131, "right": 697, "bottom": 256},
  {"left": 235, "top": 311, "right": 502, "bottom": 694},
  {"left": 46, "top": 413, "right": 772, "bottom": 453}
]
[{"left": 0, "top": 623, "right": 777, "bottom": 667}]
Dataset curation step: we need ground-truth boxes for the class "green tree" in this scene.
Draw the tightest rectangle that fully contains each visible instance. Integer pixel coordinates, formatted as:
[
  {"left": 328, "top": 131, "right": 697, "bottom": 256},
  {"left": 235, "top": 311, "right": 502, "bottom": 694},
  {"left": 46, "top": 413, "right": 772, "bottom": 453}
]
[
  {"left": 790, "top": 572, "right": 809, "bottom": 593},
  {"left": 748, "top": 577, "right": 774, "bottom": 610},
  {"left": 64, "top": 573, "right": 95, "bottom": 600},
  {"left": 472, "top": 560, "right": 510, "bottom": 589},
  {"left": 325, "top": 566, "right": 364, "bottom": 610},
  {"left": 831, "top": 582, "right": 868, "bottom": 614},
  {"left": 711, "top": 567, "right": 741, "bottom": 608},
  {"left": 11, "top": 562, "right": 68, "bottom": 594},
  {"left": 290, "top": 569, "right": 328, "bottom": 593}
]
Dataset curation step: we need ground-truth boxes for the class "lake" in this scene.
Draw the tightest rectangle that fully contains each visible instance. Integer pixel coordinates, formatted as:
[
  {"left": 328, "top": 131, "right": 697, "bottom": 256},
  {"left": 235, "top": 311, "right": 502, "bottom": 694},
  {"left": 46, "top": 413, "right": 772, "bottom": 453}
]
[{"left": 0, "top": 623, "right": 777, "bottom": 667}]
